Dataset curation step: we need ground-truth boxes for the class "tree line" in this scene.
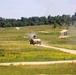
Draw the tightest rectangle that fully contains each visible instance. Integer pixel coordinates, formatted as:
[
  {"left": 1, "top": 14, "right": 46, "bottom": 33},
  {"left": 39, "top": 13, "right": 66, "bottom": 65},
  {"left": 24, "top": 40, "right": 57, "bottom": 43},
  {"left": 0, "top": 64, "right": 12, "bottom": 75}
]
[{"left": 0, "top": 13, "right": 76, "bottom": 28}]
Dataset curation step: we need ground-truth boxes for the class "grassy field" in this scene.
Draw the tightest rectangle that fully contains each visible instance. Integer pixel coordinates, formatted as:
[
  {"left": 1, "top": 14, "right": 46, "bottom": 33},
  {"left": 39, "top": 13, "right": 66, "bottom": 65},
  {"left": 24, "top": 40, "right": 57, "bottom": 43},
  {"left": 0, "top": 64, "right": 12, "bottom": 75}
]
[
  {"left": 38, "top": 26, "right": 76, "bottom": 50},
  {"left": 0, "top": 25, "right": 76, "bottom": 74},
  {"left": 0, "top": 63, "right": 76, "bottom": 75},
  {"left": 0, "top": 25, "right": 76, "bottom": 62},
  {"left": 0, "top": 44, "right": 76, "bottom": 62}
]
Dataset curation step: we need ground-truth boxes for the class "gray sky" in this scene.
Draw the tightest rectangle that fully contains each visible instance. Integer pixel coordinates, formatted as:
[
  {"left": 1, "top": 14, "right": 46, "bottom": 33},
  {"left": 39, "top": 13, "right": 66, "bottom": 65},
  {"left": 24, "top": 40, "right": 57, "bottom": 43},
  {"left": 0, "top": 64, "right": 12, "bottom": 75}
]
[{"left": 0, "top": 0, "right": 76, "bottom": 19}]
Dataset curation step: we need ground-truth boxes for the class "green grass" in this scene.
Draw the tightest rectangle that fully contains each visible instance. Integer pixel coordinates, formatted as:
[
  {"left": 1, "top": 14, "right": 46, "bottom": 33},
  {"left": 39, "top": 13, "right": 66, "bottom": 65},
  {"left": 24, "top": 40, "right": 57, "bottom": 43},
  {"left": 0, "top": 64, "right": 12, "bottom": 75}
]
[
  {"left": 38, "top": 26, "right": 76, "bottom": 50},
  {"left": 0, "top": 43, "right": 76, "bottom": 62},
  {"left": 0, "top": 63, "right": 76, "bottom": 75},
  {"left": 0, "top": 25, "right": 76, "bottom": 62}
]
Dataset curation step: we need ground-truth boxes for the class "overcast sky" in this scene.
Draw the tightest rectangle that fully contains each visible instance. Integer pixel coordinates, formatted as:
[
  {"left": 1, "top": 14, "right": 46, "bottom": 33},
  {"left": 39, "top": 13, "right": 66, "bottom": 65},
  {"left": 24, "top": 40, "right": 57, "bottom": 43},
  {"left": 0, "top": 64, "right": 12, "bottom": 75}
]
[{"left": 0, "top": 0, "right": 76, "bottom": 19}]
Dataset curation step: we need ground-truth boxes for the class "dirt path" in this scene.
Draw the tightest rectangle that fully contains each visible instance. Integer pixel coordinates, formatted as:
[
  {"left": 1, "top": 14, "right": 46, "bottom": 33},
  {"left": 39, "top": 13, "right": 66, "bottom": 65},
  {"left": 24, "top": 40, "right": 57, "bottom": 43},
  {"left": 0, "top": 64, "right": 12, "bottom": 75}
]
[
  {"left": 0, "top": 60, "right": 76, "bottom": 66},
  {"left": 38, "top": 45, "right": 76, "bottom": 54}
]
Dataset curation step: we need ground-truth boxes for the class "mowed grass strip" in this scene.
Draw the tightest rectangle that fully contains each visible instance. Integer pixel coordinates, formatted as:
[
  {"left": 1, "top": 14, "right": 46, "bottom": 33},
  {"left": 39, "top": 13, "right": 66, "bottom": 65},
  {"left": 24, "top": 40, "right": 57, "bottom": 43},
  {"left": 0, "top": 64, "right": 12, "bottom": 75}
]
[{"left": 0, "top": 63, "right": 76, "bottom": 75}]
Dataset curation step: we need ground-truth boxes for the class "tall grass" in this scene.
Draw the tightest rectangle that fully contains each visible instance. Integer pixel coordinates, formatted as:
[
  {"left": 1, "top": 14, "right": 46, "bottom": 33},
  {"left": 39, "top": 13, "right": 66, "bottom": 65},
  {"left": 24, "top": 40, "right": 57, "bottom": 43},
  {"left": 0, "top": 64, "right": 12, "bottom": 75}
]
[{"left": 0, "top": 63, "right": 76, "bottom": 74}]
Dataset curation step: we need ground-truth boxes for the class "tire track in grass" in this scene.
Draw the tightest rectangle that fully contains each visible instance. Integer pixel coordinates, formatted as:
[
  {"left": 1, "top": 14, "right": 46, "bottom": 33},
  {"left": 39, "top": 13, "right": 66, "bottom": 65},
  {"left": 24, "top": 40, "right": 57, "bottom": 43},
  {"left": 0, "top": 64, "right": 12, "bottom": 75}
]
[
  {"left": 38, "top": 44, "right": 76, "bottom": 54},
  {"left": 0, "top": 60, "right": 76, "bottom": 66}
]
